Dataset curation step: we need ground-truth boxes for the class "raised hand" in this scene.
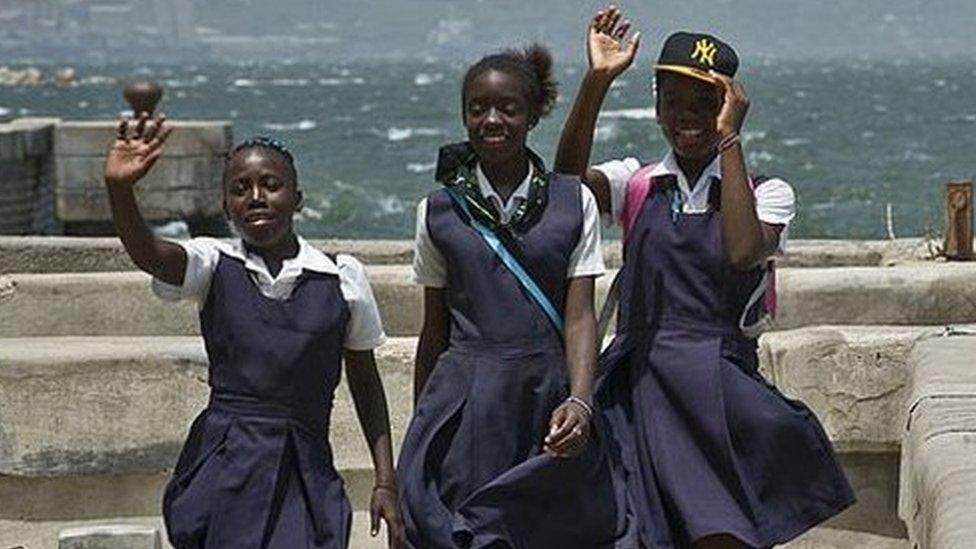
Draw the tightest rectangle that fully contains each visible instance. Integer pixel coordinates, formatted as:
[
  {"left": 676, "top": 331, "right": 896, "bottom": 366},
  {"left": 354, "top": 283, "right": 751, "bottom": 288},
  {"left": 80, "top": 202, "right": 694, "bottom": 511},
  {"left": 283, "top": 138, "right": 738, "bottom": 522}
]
[
  {"left": 104, "top": 112, "right": 173, "bottom": 186},
  {"left": 710, "top": 71, "right": 750, "bottom": 139},
  {"left": 588, "top": 5, "right": 640, "bottom": 79}
]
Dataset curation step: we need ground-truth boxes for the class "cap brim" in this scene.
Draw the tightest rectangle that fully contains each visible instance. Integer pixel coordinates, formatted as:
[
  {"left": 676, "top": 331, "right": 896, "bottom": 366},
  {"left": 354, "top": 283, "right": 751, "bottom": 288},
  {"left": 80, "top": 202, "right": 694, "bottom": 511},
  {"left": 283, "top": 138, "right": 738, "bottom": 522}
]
[{"left": 653, "top": 64, "right": 717, "bottom": 85}]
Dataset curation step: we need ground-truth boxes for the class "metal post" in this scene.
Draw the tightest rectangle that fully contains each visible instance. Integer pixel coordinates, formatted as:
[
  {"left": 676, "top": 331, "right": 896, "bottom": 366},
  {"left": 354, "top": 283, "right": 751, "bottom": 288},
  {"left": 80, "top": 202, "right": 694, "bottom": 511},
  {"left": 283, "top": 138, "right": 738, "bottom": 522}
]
[{"left": 944, "top": 180, "right": 973, "bottom": 260}]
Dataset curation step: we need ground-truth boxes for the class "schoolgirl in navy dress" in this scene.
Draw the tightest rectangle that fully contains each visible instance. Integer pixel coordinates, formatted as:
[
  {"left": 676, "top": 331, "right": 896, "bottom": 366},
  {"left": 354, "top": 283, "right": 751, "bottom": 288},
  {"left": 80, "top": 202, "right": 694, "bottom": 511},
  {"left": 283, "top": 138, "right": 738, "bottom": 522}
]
[
  {"left": 103, "top": 117, "right": 406, "bottom": 548},
  {"left": 555, "top": 8, "right": 855, "bottom": 548},
  {"left": 397, "top": 45, "right": 630, "bottom": 548}
]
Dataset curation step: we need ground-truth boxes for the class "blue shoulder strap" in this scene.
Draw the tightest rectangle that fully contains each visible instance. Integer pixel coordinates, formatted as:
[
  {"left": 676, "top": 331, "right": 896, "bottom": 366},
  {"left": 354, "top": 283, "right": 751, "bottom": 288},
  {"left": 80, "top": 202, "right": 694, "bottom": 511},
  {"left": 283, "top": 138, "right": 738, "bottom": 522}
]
[{"left": 444, "top": 186, "right": 564, "bottom": 337}]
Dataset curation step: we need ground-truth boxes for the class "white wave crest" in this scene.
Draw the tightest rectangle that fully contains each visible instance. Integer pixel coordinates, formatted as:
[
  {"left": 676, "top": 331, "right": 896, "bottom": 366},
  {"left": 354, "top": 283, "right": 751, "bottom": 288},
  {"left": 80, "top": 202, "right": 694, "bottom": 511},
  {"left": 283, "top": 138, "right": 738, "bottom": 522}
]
[
  {"left": 386, "top": 127, "right": 444, "bottom": 141},
  {"left": 270, "top": 78, "right": 310, "bottom": 87},
  {"left": 600, "top": 108, "right": 655, "bottom": 120},
  {"left": 262, "top": 119, "right": 317, "bottom": 131},
  {"left": 318, "top": 77, "right": 365, "bottom": 86},
  {"left": 233, "top": 78, "right": 256, "bottom": 87},
  {"left": 407, "top": 162, "right": 436, "bottom": 173},
  {"left": 414, "top": 73, "right": 444, "bottom": 86}
]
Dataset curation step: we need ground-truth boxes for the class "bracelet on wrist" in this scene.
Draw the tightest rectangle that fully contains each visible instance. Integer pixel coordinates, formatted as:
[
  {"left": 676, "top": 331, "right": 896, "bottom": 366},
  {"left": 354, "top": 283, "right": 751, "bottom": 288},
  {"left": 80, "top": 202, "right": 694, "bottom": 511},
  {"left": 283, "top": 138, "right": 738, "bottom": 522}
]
[
  {"left": 564, "top": 396, "right": 594, "bottom": 419},
  {"left": 373, "top": 483, "right": 397, "bottom": 493},
  {"left": 718, "top": 132, "right": 741, "bottom": 153}
]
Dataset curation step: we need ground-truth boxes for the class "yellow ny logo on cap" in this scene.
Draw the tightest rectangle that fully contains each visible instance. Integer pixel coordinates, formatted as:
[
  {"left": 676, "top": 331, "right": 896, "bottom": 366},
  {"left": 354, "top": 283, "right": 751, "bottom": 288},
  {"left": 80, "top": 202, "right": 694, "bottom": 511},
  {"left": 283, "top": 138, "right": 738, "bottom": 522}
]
[{"left": 690, "top": 38, "right": 717, "bottom": 66}]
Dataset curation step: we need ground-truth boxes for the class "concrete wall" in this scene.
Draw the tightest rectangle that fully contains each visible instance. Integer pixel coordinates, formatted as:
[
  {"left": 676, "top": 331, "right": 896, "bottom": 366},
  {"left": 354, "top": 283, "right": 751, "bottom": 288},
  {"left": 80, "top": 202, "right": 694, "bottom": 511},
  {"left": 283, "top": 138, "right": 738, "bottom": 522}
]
[
  {"left": 0, "top": 118, "right": 60, "bottom": 235},
  {"left": 53, "top": 120, "right": 232, "bottom": 229}
]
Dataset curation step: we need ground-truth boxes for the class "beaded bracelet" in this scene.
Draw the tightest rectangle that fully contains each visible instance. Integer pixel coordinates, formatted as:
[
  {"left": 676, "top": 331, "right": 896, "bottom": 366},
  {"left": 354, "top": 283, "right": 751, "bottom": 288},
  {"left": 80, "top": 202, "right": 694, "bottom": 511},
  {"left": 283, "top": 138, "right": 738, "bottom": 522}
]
[
  {"left": 718, "top": 132, "right": 741, "bottom": 153},
  {"left": 564, "top": 396, "right": 594, "bottom": 419}
]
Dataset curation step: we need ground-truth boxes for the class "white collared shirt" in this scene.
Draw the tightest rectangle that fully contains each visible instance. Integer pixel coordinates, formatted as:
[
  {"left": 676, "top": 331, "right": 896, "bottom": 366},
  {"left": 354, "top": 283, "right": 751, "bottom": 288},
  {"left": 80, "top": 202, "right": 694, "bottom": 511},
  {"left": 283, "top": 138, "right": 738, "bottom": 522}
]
[
  {"left": 152, "top": 236, "right": 387, "bottom": 351},
  {"left": 594, "top": 151, "right": 796, "bottom": 253},
  {"left": 413, "top": 163, "right": 606, "bottom": 288},
  {"left": 475, "top": 162, "right": 534, "bottom": 224}
]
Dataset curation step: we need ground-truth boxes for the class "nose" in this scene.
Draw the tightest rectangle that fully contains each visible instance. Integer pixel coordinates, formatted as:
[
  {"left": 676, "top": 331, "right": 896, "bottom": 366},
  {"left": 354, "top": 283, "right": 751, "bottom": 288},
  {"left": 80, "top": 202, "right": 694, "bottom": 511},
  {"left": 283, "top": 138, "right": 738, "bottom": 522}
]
[
  {"left": 484, "top": 106, "right": 503, "bottom": 125},
  {"left": 247, "top": 184, "right": 265, "bottom": 205}
]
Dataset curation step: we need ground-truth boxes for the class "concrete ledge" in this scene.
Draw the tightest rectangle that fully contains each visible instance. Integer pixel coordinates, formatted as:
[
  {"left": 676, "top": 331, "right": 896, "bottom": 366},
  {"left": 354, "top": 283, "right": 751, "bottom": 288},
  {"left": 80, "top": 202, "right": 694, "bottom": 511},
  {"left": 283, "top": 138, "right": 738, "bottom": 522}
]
[
  {"left": 0, "top": 236, "right": 944, "bottom": 274},
  {"left": 776, "top": 263, "right": 976, "bottom": 330},
  {"left": 898, "top": 335, "right": 976, "bottom": 549},
  {"left": 58, "top": 524, "right": 161, "bottom": 549},
  {"left": 758, "top": 325, "right": 970, "bottom": 452},
  {"left": 5, "top": 264, "right": 976, "bottom": 338},
  {"left": 0, "top": 336, "right": 413, "bottom": 478}
]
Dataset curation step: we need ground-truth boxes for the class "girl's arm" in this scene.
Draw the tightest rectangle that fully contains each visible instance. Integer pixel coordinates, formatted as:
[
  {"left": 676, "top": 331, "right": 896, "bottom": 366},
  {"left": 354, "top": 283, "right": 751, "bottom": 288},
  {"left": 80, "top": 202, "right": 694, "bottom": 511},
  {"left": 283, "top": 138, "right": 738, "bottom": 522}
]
[
  {"left": 710, "top": 72, "right": 784, "bottom": 271},
  {"left": 344, "top": 350, "right": 406, "bottom": 548},
  {"left": 104, "top": 113, "right": 185, "bottom": 285},
  {"left": 554, "top": 6, "right": 640, "bottom": 216},
  {"left": 414, "top": 287, "right": 449, "bottom": 403},
  {"left": 544, "top": 276, "right": 598, "bottom": 458}
]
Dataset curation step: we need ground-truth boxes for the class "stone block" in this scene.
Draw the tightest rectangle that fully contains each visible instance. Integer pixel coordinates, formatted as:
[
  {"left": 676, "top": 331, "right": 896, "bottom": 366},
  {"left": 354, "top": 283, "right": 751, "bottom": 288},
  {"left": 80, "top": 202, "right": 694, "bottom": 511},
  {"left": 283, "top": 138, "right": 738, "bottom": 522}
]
[
  {"left": 0, "top": 336, "right": 414, "bottom": 478},
  {"left": 54, "top": 121, "right": 231, "bottom": 157},
  {"left": 758, "top": 326, "right": 965, "bottom": 452},
  {"left": 58, "top": 524, "right": 160, "bottom": 549},
  {"left": 52, "top": 121, "right": 231, "bottom": 225},
  {"left": 898, "top": 335, "right": 976, "bottom": 549},
  {"left": 776, "top": 263, "right": 976, "bottom": 330}
]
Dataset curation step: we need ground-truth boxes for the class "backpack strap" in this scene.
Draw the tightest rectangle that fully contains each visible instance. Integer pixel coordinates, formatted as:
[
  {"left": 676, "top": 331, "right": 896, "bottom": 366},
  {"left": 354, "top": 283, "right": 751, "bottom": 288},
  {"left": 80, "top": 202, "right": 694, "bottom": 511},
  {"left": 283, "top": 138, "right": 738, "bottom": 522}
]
[{"left": 620, "top": 163, "right": 659, "bottom": 240}]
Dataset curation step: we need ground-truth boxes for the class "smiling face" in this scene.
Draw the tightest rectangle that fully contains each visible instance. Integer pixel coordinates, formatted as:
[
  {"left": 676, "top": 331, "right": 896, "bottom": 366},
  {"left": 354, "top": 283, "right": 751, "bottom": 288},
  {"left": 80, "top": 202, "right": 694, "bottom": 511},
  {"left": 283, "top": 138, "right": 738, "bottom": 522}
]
[
  {"left": 655, "top": 72, "right": 723, "bottom": 160},
  {"left": 222, "top": 148, "right": 302, "bottom": 250},
  {"left": 462, "top": 68, "right": 534, "bottom": 166}
]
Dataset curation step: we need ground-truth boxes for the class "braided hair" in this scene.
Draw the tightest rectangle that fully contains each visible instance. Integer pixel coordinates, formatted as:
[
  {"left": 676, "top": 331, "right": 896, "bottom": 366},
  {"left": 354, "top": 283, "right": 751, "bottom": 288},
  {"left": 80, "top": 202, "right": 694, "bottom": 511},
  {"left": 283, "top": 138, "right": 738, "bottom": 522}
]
[
  {"left": 224, "top": 135, "right": 298, "bottom": 185},
  {"left": 462, "top": 44, "right": 559, "bottom": 123}
]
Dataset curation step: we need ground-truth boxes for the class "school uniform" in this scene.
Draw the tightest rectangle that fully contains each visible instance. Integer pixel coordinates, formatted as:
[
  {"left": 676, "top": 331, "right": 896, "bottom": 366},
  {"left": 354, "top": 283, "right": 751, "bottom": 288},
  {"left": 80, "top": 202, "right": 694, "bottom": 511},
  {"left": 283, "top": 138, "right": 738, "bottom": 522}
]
[
  {"left": 152, "top": 236, "right": 386, "bottom": 549},
  {"left": 594, "top": 152, "right": 854, "bottom": 548},
  {"left": 397, "top": 143, "right": 631, "bottom": 548}
]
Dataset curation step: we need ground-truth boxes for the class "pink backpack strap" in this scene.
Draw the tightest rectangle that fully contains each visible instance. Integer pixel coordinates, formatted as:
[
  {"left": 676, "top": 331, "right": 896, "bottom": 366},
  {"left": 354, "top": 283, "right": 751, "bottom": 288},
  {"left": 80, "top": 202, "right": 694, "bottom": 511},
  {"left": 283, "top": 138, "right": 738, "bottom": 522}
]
[{"left": 620, "top": 163, "right": 659, "bottom": 240}]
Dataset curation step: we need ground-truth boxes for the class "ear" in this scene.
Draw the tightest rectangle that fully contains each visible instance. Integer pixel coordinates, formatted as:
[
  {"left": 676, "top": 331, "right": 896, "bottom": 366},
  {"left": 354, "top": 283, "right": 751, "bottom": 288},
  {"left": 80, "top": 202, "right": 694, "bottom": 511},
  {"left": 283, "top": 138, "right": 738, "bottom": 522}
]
[{"left": 295, "top": 188, "right": 304, "bottom": 212}]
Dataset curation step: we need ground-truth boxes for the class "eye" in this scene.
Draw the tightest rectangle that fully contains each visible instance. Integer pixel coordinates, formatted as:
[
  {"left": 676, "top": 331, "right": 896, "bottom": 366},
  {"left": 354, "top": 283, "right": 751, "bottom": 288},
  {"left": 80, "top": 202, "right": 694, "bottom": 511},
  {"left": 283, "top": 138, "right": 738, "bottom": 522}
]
[
  {"left": 502, "top": 101, "right": 520, "bottom": 116},
  {"left": 467, "top": 102, "right": 485, "bottom": 116},
  {"left": 262, "top": 175, "right": 282, "bottom": 191},
  {"left": 231, "top": 180, "right": 248, "bottom": 196}
]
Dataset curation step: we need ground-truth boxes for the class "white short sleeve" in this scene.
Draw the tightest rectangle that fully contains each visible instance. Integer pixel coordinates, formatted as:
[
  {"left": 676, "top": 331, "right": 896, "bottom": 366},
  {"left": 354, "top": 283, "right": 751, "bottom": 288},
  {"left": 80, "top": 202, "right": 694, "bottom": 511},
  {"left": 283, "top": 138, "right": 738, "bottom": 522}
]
[
  {"left": 592, "top": 157, "right": 642, "bottom": 227},
  {"left": 336, "top": 254, "right": 387, "bottom": 351},
  {"left": 754, "top": 177, "right": 796, "bottom": 253},
  {"left": 412, "top": 197, "right": 448, "bottom": 288},
  {"left": 151, "top": 237, "right": 223, "bottom": 303},
  {"left": 567, "top": 185, "right": 606, "bottom": 278}
]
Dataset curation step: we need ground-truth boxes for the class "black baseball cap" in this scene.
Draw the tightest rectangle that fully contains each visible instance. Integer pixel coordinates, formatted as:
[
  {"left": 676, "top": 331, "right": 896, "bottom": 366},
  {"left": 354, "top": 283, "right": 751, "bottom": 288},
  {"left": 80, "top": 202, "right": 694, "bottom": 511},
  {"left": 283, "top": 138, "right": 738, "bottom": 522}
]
[{"left": 654, "top": 32, "right": 739, "bottom": 85}]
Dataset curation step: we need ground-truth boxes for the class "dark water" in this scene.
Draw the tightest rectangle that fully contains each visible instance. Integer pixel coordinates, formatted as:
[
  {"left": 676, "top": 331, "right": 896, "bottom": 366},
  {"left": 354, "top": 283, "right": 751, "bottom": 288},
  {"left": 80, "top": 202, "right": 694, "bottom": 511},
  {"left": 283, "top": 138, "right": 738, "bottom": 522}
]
[{"left": 3, "top": 58, "right": 975, "bottom": 239}]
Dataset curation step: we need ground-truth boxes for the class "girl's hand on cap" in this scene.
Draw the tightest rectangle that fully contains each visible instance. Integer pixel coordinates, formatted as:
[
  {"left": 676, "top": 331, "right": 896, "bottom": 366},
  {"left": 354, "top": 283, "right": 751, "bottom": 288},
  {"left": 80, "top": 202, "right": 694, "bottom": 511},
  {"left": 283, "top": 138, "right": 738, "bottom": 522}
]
[
  {"left": 588, "top": 5, "right": 641, "bottom": 81},
  {"left": 104, "top": 112, "right": 174, "bottom": 187},
  {"left": 710, "top": 71, "right": 750, "bottom": 139}
]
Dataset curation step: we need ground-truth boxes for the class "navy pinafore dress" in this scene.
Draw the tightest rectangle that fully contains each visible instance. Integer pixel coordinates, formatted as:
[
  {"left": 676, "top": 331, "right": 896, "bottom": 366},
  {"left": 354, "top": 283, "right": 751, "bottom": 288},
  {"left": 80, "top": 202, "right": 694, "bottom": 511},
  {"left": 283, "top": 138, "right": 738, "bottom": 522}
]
[
  {"left": 163, "top": 254, "right": 353, "bottom": 549},
  {"left": 397, "top": 175, "right": 630, "bottom": 548},
  {"left": 597, "top": 177, "right": 855, "bottom": 548}
]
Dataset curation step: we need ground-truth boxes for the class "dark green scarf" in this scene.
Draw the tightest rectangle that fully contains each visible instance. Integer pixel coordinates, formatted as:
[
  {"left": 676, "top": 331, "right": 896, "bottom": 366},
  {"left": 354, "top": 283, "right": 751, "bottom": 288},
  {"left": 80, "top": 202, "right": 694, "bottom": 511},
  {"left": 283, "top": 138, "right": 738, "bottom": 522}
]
[{"left": 434, "top": 141, "right": 552, "bottom": 238}]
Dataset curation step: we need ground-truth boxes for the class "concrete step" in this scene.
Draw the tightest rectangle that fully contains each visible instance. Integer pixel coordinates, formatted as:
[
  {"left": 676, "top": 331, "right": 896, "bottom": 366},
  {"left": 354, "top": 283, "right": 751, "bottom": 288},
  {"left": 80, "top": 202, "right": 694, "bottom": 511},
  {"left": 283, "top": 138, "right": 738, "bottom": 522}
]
[
  {"left": 0, "top": 236, "right": 938, "bottom": 274},
  {"left": 4, "top": 263, "right": 976, "bottom": 338},
  {"left": 0, "top": 516, "right": 909, "bottom": 549},
  {"left": 1, "top": 328, "right": 946, "bottom": 538},
  {"left": 0, "top": 512, "right": 398, "bottom": 549},
  {"left": 0, "top": 336, "right": 413, "bottom": 480},
  {"left": 898, "top": 335, "right": 976, "bottom": 549}
]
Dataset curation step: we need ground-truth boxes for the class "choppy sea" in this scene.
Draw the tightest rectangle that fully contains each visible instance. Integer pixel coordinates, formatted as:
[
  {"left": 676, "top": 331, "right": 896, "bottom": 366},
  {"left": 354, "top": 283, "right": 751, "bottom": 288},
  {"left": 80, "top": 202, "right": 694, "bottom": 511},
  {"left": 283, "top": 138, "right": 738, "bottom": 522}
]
[{"left": 3, "top": 58, "right": 975, "bottom": 239}]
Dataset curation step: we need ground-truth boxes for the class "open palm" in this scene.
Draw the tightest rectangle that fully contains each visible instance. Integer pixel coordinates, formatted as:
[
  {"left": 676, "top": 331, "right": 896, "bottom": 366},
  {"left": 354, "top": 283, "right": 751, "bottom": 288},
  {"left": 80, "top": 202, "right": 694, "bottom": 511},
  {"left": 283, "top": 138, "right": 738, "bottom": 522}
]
[
  {"left": 588, "top": 6, "right": 640, "bottom": 78},
  {"left": 104, "top": 114, "right": 172, "bottom": 186}
]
